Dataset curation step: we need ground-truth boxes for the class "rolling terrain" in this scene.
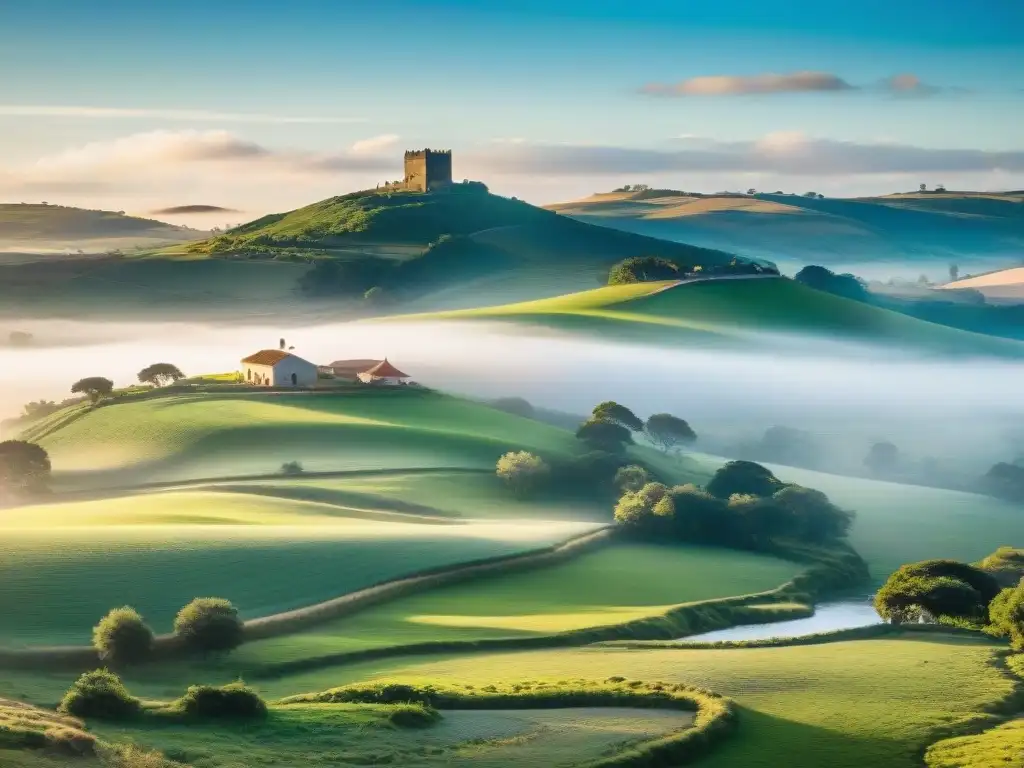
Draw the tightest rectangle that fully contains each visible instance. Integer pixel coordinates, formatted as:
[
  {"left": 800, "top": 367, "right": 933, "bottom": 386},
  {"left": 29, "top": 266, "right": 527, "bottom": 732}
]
[
  {"left": 0, "top": 204, "right": 206, "bottom": 254},
  {"left": 396, "top": 277, "right": 1024, "bottom": 356},
  {"left": 549, "top": 189, "right": 1024, "bottom": 278}
]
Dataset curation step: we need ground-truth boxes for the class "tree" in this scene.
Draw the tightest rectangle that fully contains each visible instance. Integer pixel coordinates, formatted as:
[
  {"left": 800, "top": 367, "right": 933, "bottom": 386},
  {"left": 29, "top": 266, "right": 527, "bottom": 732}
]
[
  {"left": 576, "top": 419, "right": 633, "bottom": 453},
  {"left": 747, "top": 188, "right": 757, "bottom": 195},
  {"left": 803, "top": 191, "right": 819, "bottom": 198},
  {"left": 772, "top": 485, "right": 853, "bottom": 542},
  {"left": 137, "top": 363, "right": 184, "bottom": 387},
  {"left": 706, "top": 460, "right": 785, "bottom": 500},
  {"left": 874, "top": 559, "right": 1001, "bottom": 624},
  {"left": 607, "top": 257, "right": 681, "bottom": 286},
  {"left": 948, "top": 264, "right": 959, "bottom": 282},
  {"left": 645, "top": 413, "right": 697, "bottom": 453},
  {"left": 592, "top": 401, "right": 643, "bottom": 432},
  {"left": 988, "top": 579, "right": 1024, "bottom": 650},
  {"left": 21, "top": 400, "right": 59, "bottom": 420},
  {"left": 496, "top": 451, "right": 550, "bottom": 495},
  {"left": 173, "top": 598, "right": 244, "bottom": 654},
  {"left": 669, "top": 484, "right": 729, "bottom": 542},
  {"left": 728, "top": 494, "right": 794, "bottom": 545},
  {"left": 92, "top": 607, "right": 154, "bottom": 665},
  {"left": 794, "top": 265, "right": 869, "bottom": 302},
  {"left": 920, "top": 183, "right": 927, "bottom": 192},
  {"left": 864, "top": 442, "right": 899, "bottom": 475},
  {"left": 614, "top": 465, "right": 650, "bottom": 492},
  {"left": 71, "top": 376, "right": 114, "bottom": 403},
  {"left": 0, "top": 440, "right": 51, "bottom": 496}
]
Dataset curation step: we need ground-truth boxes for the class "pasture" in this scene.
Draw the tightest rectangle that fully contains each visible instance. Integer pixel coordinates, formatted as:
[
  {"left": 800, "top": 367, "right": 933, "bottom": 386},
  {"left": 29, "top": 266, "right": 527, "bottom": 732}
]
[
  {"left": 0, "top": 488, "right": 595, "bottom": 647},
  {"left": 248, "top": 634, "right": 1015, "bottom": 768},
  {"left": 32, "top": 389, "right": 585, "bottom": 489},
  {"left": 234, "top": 543, "right": 802, "bottom": 665}
]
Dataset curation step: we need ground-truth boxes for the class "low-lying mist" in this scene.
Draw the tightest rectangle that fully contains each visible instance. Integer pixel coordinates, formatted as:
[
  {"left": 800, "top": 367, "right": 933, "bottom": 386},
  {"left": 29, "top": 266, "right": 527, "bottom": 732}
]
[{"left": 2, "top": 317, "right": 1023, "bottom": 482}]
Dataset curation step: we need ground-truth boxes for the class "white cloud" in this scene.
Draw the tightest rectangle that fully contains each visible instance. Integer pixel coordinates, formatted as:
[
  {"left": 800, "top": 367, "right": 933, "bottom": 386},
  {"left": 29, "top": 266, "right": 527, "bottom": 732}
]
[
  {"left": 0, "top": 105, "right": 366, "bottom": 124},
  {"left": 350, "top": 133, "right": 400, "bottom": 154},
  {"left": 642, "top": 71, "right": 855, "bottom": 97}
]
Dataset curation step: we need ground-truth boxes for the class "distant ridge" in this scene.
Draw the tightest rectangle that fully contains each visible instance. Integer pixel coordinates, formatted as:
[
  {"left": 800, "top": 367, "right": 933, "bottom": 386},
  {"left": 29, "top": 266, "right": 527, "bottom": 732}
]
[{"left": 152, "top": 204, "right": 238, "bottom": 215}]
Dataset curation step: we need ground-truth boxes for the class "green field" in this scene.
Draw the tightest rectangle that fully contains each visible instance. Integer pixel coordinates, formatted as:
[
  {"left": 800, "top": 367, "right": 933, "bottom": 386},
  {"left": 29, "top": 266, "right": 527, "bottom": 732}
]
[
  {"left": 233, "top": 543, "right": 801, "bottom": 665},
  {"left": 0, "top": 488, "right": 595, "bottom": 647},
  {"left": 32, "top": 389, "right": 586, "bottom": 489},
  {"left": 397, "top": 278, "right": 1024, "bottom": 356},
  {"left": 926, "top": 716, "right": 1024, "bottom": 768},
  {"left": 242, "top": 634, "right": 1015, "bottom": 768},
  {"left": 765, "top": 464, "right": 1024, "bottom": 578}
]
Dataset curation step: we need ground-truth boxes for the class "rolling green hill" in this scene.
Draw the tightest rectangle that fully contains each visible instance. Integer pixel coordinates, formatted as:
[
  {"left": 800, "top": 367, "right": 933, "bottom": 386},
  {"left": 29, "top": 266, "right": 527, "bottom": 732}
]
[
  {"left": 394, "top": 277, "right": 1024, "bottom": 356},
  {"left": 0, "top": 203, "right": 206, "bottom": 254}
]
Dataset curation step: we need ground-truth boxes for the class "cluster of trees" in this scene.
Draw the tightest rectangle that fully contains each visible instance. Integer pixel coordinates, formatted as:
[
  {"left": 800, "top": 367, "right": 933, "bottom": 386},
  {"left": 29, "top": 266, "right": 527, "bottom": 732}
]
[
  {"left": 794, "top": 265, "right": 870, "bottom": 302},
  {"left": 874, "top": 558, "right": 1023, "bottom": 647},
  {"left": 0, "top": 440, "right": 50, "bottom": 500},
  {"left": 92, "top": 597, "right": 244, "bottom": 666},
  {"left": 614, "top": 460, "right": 854, "bottom": 550},
  {"left": 607, "top": 256, "right": 778, "bottom": 286},
  {"left": 575, "top": 401, "right": 696, "bottom": 456},
  {"left": 68, "top": 363, "right": 186, "bottom": 405}
]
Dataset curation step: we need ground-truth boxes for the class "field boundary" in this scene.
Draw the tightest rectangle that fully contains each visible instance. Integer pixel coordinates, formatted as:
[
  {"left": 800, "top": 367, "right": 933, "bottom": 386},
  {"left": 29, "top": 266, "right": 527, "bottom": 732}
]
[
  {"left": 281, "top": 678, "right": 738, "bottom": 768},
  {"left": 0, "top": 526, "right": 615, "bottom": 670}
]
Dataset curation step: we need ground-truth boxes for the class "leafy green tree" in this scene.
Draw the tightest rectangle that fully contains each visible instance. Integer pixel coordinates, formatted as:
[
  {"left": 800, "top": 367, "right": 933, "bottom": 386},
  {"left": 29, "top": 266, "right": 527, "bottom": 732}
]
[
  {"left": 772, "top": 485, "right": 854, "bottom": 542},
  {"left": 496, "top": 451, "right": 550, "bottom": 496},
  {"left": 728, "top": 494, "right": 794, "bottom": 545},
  {"left": 988, "top": 580, "right": 1024, "bottom": 649},
  {"left": 71, "top": 376, "right": 114, "bottom": 403},
  {"left": 645, "top": 413, "right": 697, "bottom": 453},
  {"left": 137, "top": 363, "right": 185, "bottom": 387},
  {"left": 706, "top": 460, "right": 785, "bottom": 499},
  {"left": 614, "top": 465, "right": 650, "bottom": 492},
  {"left": 592, "top": 401, "right": 643, "bottom": 431},
  {"left": 92, "top": 607, "right": 154, "bottom": 665},
  {"left": 607, "top": 257, "right": 681, "bottom": 285},
  {"left": 0, "top": 440, "right": 51, "bottom": 496},
  {"left": 576, "top": 419, "right": 633, "bottom": 453},
  {"left": 668, "top": 484, "right": 729, "bottom": 542},
  {"left": 173, "top": 598, "right": 244, "bottom": 654},
  {"left": 864, "top": 441, "right": 899, "bottom": 475}
]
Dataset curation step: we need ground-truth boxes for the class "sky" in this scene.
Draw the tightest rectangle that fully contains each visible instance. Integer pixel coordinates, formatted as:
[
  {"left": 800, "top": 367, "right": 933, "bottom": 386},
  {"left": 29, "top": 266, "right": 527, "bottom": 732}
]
[{"left": 1, "top": 0, "right": 1022, "bottom": 223}]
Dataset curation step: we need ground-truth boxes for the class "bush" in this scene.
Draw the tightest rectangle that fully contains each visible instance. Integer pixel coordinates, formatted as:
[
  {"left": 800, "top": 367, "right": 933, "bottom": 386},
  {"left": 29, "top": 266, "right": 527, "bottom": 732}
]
[
  {"left": 280, "top": 460, "right": 304, "bottom": 476},
  {"left": 608, "top": 256, "right": 681, "bottom": 285},
  {"left": 95, "top": 743, "right": 177, "bottom": 768},
  {"left": 92, "top": 607, "right": 154, "bottom": 665},
  {"left": 496, "top": 451, "right": 549, "bottom": 495},
  {"left": 175, "top": 682, "right": 267, "bottom": 719},
  {"left": 875, "top": 559, "right": 1000, "bottom": 624},
  {"left": 614, "top": 465, "right": 650, "bottom": 492},
  {"left": 706, "top": 460, "right": 785, "bottom": 499},
  {"left": 58, "top": 669, "right": 140, "bottom": 720},
  {"left": 173, "top": 598, "right": 244, "bottom": 654},
  {"left": 772, "top": 485, "right": 854, "bottom": 542},
  {"left": 386, "top": 702, "right": 442, "bottom": 728},
  {"left": 988, "top": 580, "right": 1024, "bottom": 649}
]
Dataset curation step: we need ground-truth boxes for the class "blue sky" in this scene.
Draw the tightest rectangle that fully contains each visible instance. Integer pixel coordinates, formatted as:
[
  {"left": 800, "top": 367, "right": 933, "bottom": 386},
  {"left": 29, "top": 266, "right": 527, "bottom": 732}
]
[{"left": 1, "top": 0, "right": 1021, "bottom": 220}]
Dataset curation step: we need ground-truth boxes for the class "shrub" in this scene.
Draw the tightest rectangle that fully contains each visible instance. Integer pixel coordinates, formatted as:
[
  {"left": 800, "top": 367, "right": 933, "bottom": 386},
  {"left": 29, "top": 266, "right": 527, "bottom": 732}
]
[
  {"left": 614, "top": 465, "right": 650, "bottom": 492},
  {"left": 988, "top": 579, "right": 1024, "bottom": 649},
  {"left": 772, "top": 485, "right": 854, "bottom": 542},
  {"left": 386, "top": 703, "right": 441, "bottom": 728},
  {"left": 496, "top": 451, "right": 549, "bottom": 495},
  {"left": 176, "top": 682, "right": 267, "bottom": 719},
  {"left": 875, "top": 559, "right": 1000, "bottom": 624},
  {"left": 95, "top": 743, "right": 177, "bottom": 768},
  {"left": 92, "top": 607, "right": 154, "bottom": 665},
  {"left": 608, "top": 256, "right": 681, "bottom": 285},
  {"left": 280, "top": 460, "right": 304, "bottom": 476},
  {"left": 173, "top": 598, "right": 244, "bottom": 654},
  {"left": 706, "top": 460, "right": 784, "bottom": 499},
  {"left": 58, "top": 669, "right": 141, "bottom": 720}
]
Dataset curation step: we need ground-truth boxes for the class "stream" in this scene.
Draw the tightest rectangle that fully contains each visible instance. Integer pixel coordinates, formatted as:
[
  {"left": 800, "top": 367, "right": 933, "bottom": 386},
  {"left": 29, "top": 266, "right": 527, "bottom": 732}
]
[{"left": 682, "top": 599, "right": 882, "bottom": 642}]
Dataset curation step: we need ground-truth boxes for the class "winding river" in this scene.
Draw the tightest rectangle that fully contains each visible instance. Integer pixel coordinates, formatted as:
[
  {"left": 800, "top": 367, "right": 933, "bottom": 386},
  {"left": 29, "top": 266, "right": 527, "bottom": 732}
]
[{"left": 683, "top": 599, "right": 882, "bottom": 643}]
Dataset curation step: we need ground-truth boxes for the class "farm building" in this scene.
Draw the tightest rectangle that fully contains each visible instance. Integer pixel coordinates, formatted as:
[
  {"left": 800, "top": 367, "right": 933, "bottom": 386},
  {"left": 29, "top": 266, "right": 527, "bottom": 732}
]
[
  {"left": 321, "top": 359, "right": 381, "bottom": 381},
  {"left": 241, "top": 350, "right": 318, "bottom": 387},
  {"left": 358, "top": 358, "right": 411, "bottom": 386}
]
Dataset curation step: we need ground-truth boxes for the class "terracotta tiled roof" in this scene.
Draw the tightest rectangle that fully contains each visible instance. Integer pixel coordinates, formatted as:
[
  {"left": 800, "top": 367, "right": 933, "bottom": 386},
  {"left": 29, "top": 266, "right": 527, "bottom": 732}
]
[
  {"left": 363, "top": 358, "right": 409, "bottom": 378},
  {"left": 241, "top": 350, "right": 293, "bottom": 366}
]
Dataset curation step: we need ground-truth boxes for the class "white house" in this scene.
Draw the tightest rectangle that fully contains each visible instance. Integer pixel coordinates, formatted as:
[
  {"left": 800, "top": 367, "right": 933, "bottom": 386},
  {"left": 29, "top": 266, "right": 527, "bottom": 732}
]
[
  {"left": 357, "top": 358, "right": 411, "bottom": 386},
  {"left": 241, "top": 350, "right": 318, "bottom": 387}
]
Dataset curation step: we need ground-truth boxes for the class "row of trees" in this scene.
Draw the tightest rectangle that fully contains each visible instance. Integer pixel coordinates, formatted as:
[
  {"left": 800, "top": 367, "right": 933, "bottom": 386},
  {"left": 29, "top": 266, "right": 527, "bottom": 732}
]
[
  {"left": 576, "top": 401, "right": 696, "bottom": 455},
  {"left": 606, "top": 256, "right": 777, "bottom": 286},
  {"left": 92, "top": 597, "right": 244, "bottom": 666},
  {"left": 613, "top": 460, "right": 854, "bottom": 549},
  {"left": 70, "top": 363, "right": 187, "bottom": 404},
  {"left": 874, "top": 558, "right": 1024, "bottom": 648}
]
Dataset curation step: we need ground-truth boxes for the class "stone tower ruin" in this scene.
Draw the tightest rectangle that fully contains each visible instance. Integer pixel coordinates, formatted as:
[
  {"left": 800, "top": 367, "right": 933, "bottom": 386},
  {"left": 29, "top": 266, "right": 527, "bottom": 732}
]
[{"left": 403, "top": 149, "right": 453, "bottom": 193}]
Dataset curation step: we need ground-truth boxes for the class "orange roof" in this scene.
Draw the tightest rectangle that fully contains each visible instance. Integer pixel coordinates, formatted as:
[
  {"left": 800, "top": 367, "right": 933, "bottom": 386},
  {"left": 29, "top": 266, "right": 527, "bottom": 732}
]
[
  {"left": 363, "top": 358, "right": 409, "bottom": 378},
  {"left": 241, "top": 349, "right": 292, "bottom": 366}
]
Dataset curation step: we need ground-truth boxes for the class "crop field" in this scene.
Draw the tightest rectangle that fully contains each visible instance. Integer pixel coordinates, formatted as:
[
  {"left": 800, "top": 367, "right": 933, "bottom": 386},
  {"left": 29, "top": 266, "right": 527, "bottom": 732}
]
[
  {"left": 399, "top": 279, "right": 1024, "bottom": 357},
  {"left": 33, "top": 390, "right": 584, "bottom": 489},
  {"left": 766, "top": 464, "right": 1024, "bottom": 578},
  {"left": 247, "top": 634, "right": 1014, "bottom": 768},
  {"left": 236, "top": 543, "right": 801, "bottom": 665},
  {"left": 0, "top": 489, "right": 595, "bottom": 647},
  {"left": 85, "top": 703, "right": 690, "bottom": 768}
]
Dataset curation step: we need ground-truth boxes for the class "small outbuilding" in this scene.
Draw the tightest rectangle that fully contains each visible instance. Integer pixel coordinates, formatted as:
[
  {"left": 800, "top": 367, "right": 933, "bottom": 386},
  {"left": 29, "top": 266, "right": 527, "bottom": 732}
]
[
  {"left": 241, "top": 350, "right": 318, "bottom": 387},
  {"left": 357, "top": 358, "right": 410, "bottom": 386},
  {"left": 322, "top": 359, "right": 381, "bottom": 381}
]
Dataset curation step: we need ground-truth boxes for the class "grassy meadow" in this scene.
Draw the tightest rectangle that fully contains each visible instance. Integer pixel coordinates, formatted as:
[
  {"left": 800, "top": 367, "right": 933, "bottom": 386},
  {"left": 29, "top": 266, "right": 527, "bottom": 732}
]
[
  {"left": 232, "top": 543, "right": 801, "bottom": 665},
  {"left": 397, "top": 278, "right": 1024, "bottom": 356},
  {"left": 0, "top": 488, "right": 595, "bottom": 647},
  {"left": 238, "top": 634, "right": 1016, "bottom": 768}
]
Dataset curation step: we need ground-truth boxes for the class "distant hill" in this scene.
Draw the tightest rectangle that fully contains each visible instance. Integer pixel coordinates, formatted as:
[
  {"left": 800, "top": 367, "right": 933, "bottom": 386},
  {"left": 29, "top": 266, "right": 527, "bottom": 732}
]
[
  {"left": 0, "top": 203, "right": 208, "bottom": 253},
  {"left": 939, "top": 266, "right": 1024, "bottom": 302},
  {"left": 548, "top": 190, "right": 1024, "bottom": 278},
  {"left": 151, "top": 204, "right": 238, "bottom": 215},
  {"left": 395, "top": 276, "right": 1024, "bottom": 358}
]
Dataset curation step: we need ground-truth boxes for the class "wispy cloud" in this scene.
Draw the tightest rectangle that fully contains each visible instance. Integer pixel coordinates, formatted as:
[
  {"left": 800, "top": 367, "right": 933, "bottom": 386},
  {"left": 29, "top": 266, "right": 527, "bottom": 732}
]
[
  {"left": 0, "top": 105, "right": 366, "bottom": 124},
  {"left": 349, "top": 133, "right": 400, "bottom": 154},
  {"left": 876, "top": 74, "right": 969, "bottom": 98},
  {"left": 642, "top": 71, "right": 855, "bottom": 97}
]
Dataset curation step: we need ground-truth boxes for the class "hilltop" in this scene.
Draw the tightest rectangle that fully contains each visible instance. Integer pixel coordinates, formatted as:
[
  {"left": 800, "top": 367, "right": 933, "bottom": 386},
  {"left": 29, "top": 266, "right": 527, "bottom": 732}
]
[
  {"left": 0, "top": 203, "right": 207, "bottom": 254},
  {"left": 940, "top": 265, "right": 1024, "bottom": 302},
  {"left": 548, "top": 189, "right": 1024, "bottom": 277},
  {"left": 395, "top": 276, "right": 1024, "bottom": 357}
]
